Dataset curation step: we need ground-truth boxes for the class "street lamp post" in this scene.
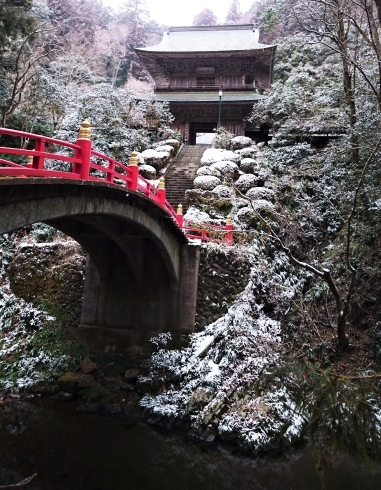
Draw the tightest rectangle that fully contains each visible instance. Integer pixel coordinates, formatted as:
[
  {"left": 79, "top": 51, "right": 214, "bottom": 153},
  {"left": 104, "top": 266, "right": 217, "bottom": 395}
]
[{"left": 217, "top": 89, "right": 223, "bottom": 128}]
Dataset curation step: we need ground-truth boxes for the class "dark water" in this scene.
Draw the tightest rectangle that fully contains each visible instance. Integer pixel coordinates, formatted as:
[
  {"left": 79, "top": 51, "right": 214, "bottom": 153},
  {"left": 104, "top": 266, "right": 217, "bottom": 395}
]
[{"left": 0, "top": 396, "right": 380, "bottom": 490}]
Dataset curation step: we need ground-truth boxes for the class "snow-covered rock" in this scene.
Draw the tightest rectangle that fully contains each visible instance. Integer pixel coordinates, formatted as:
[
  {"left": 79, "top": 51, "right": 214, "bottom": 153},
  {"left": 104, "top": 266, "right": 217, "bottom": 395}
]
[
  {"left": 239, "top": 158, "right": 256, "bottom": 174},
  {"left": 194, "top": 175, "right": 221, "bottom": 190},
  {"left": 235, "top": 147, "right": 258, "bottom": 158},
  {"left": 139, "top": 164, "right": 157, "bottom": 180},
  {"left": 157, "top": 138, "right": 180, "bottom": 150},
  {"left": 231, "top": 136, "right": 252, "bottom": 150},
  {"left": 201, "top": 148, "right": 241, "bottom": 166},
  {"left": 211, "top": 185, "right": 234, "bottom": 199},
  {"left": 246, "top": 187, "right": 276, "bottom": 202},
  {"left": 155, "top": 144, "right": 174, "bottom": 155},
  {"left": 200, "top": 148, "right": 225, "bottom": 165},
  {"left": 236, "top": 200, "right": 277, "bottom": 226},
  {"left": 235, "top": 174, "right": 261, "bottom": 193},
  {"left": 210, "top": 161, "right": 239, "bottom": 179},
  {"left": 183, "top": 206, "right": 212, "bottom": 223},
  {"left": 196, "top": 166, "right": 222, "bottom": 177},
  {"left": 141, "top": 149, "right": 167, "bottom": 170}
]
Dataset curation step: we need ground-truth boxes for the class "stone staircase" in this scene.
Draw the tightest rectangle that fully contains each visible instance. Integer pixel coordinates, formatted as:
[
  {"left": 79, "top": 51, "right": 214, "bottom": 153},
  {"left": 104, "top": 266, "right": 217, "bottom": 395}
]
[{"left": 165, "top": 144, "right": 210, "bottom": 212}]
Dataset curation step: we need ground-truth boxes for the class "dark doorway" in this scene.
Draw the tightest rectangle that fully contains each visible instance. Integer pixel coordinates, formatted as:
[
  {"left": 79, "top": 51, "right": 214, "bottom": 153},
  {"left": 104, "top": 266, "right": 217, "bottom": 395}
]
[{"left": 189, "top": 122, "right": 216, "bottom": 145}]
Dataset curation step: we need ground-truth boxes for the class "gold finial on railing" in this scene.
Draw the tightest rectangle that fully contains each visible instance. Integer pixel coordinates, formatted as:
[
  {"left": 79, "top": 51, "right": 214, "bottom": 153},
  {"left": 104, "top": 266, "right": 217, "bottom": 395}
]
[
  {"left": 129, "top": 151, "right": 139, "bottom": 165},
  {"left": 78, "top": 120, "right": 91, "bottom": 140},
  {"left": 226, "top": 215, "right": 232, "bottom": 225},
  {"left": 27, "top": 150, "right": 34, "bottom": 166},
  {"left": 177, "top": 203, "right": 183, "bottom": 215},
  {"left": 158, "top": 177, "right": 165, "bottom": 189}
]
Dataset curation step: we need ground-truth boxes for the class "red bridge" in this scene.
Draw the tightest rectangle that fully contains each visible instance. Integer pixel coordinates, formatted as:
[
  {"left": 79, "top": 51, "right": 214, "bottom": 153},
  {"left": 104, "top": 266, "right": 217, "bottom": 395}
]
[
  {"left": 0, "top": 121, "right": 233, "bottom": 246},
  {"left": 0, "top": 122, "right": 233, "bottom": 352}
]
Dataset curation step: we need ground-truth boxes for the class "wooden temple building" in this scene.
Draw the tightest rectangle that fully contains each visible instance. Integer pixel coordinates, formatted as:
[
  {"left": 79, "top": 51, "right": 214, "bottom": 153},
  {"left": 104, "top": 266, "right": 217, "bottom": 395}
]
[{"left": 136, "top": 25, "right": 276, "bottom": 144}]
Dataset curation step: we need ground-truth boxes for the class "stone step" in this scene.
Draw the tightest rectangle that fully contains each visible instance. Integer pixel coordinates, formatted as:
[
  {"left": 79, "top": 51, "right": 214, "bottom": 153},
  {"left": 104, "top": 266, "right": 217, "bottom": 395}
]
[{"left": 165, "top": 144, "right": 209, "bottom": 211}]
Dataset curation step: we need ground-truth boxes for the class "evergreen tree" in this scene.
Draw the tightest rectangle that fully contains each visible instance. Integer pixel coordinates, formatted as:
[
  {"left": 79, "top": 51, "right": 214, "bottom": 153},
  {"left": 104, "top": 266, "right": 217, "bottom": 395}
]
[
  {"left": 193, "top": 8, "right": 218, "bottom": 26},
  {"left": 226, "top": 0, "right": 242, "bottom": 23},
  {"left": 46, "top": 0, "right": 109, "bottom": 53},
  {"left": 118, "top": 0, "right": 149, "bottom": 84},
  {"left": 0, "top": 0, "right": 35, "bottom": 51}
]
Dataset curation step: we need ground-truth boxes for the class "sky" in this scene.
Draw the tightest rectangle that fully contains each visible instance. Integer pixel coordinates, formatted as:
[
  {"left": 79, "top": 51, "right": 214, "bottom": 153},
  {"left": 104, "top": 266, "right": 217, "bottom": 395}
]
[{"left": 102, "top": 0, "right": 256, "bottom": 27}]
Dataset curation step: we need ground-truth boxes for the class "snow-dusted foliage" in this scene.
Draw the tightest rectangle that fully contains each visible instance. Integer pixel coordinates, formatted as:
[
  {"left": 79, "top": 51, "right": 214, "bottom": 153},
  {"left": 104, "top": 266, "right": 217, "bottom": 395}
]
[
  {"left": 211, "top": 185, "right": 234, "bottom": 199},
  {"left": 139, "top": 242, "right": 314, "bottom": 452},
  {"left": 235, "top": 147, "right": 258, "bottom": 158},
  {"left": 246, "top": 187, "right": 276, "bottom": 202},
  {"left": 194, "top": 175, "right": 221, "bottom": 190},
  {"left": 235, "top": 174, "right": 262, "bottom": 193},
  {"left": 51, "top": 84, "right": 174, "bottom": 169},
  {"left": 0, "top": 290, "right": 82, "bottom": 392},
  {"left": 239, "top": 158, "right": 256, "bottom": 173},
  {"left": 200, "top": 148, "right": 241, "bottom": 166},
  {"left": 183, "top": 207, "right": 213, "bottom": 223},
  {"left": 196, "top": 166, "right": 222, "bottom": 177},
  {"left": 210, "top": 161, "right": 239, "bottom": 179},
  {"left": 231, "top": 136, "right": 252, "bottom": 150}
]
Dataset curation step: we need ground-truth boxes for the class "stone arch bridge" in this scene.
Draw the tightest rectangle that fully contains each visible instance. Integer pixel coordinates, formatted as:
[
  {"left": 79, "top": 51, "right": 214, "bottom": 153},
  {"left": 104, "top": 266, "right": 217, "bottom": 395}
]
[{"left": 0, "top": 178, "right": 200, "bottom": 351}]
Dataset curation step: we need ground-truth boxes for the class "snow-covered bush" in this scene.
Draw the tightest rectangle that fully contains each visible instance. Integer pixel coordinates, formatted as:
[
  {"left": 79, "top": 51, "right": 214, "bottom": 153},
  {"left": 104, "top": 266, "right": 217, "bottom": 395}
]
[
  {"left": 235, "top": 147, "right": 258, "bottom": 158},
  {"left": 196, "top": 166, "right": 222, "bottom": 177},
  {"left": 239, "top": 158, "right": 256, "bottom": 173},
  {"left": 155, "top": 144, "right": 174, "bottom": 156},
  {"left": 246, "top": 187, "right": 276, "bottom": 202},
  {"left": 213, "top": 127, "right": 235, "bottom": 149},
  {"left": 51, "top": 84, "right": 174, "bottom": 170},
  {"left": 194, "top": 175, "right": 221, "bottom": 190},
  {"left": 210, "top": 160, "right": 239, "bottom": 179},
  {"left": 235, "top": 174, "right": 262, "bottom": 193},
  {"left": 183, "top": 206, "right": 213, "bottom": 223},
  {"left": 157, "top": 139, "right": 180, "bottom": 151},
  {"left": 231, "top": 136, "right": 252, "bottom": 150},
  {"left": 211, "top": 185, "right": 234, "bottom": 199},
  {"left": 200, "top": 148, "right": 225, "bottom": 165},
  {"left": 0, "top": 290, "right": 86, "bottom": 392}
]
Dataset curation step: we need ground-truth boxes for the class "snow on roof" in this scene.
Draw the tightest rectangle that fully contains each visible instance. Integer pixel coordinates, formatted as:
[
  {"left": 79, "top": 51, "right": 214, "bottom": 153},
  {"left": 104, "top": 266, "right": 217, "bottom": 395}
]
[{"left": 137, "top": 25, "right": 275, "bottom": 54}]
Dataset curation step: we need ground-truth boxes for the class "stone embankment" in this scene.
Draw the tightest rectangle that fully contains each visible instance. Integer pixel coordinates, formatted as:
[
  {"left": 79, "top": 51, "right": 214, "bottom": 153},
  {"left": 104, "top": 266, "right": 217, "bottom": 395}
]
[
  {"left": 8, "top": 241, "right": 86, "bottom": 324},
  {"left": 196, "top": 245, "right": 251, "bottom": 330},
  {"left": 7, "top": 239, "right": 250, "bottom": 334}
]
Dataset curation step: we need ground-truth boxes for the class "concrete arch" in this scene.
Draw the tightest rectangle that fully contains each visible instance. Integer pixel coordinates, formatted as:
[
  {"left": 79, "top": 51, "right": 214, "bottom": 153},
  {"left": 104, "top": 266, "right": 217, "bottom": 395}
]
[
  {"left": 0, "top": 179, "right": 200, "bottom": 351},
  {"left": 0, "top": 179, "right": 185, "bottom": 283}
]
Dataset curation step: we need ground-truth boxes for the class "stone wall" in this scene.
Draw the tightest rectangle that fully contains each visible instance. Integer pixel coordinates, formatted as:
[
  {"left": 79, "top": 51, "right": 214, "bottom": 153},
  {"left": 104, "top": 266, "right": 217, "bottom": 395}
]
[
  {"left": 7, "top": 239, "right": 250, "bottom": 334},
  {"left": 8, "top": 241, "right": 86, "bottom": 325},
  {"left": 195, "top": 245, "right": 251, "bottom": 330}
]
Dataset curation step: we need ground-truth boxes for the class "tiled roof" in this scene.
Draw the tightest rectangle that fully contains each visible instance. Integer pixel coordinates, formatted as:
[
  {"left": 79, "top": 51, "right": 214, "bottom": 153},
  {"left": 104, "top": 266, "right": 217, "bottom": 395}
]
[
  {"left": 137, "top": 25, "right": 274, "bottom": 53},
  {"left": 154, "top": 91, "right": 266, "bottom": 103}
]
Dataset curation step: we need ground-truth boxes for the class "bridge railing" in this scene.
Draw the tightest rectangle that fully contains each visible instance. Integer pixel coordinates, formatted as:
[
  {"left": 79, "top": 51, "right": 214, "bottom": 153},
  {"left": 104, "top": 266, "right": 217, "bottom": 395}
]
[
  {"left": 175, "top": 206, "right": 233, "bottom": 246},
  {"left": 0, "top": 122, "right": 233, "bottom": 245}
]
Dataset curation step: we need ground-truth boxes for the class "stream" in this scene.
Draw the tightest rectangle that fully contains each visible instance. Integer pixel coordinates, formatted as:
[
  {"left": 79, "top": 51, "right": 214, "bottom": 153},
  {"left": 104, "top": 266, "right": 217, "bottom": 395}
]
[{"left": 0, "top": 396, "right": 380, "bottom": 490}]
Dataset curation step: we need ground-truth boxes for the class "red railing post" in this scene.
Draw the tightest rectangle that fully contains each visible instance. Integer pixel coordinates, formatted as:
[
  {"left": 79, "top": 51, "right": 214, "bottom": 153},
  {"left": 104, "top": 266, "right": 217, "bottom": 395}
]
[
  {"left": 127, "top": 151, "right": 139, "bottom": 191},
  {"left": 225, "top": 215, "right": 233, "bottom": 246},
  {"left": 33, "top": 139, "right": 45, "bottom": 169},
  {"left": 74, "top": 121, "right": 91, "bottom": 179},
  {"left": 107, "top": 160, "right": 115, "bottom": 183},
  {"left": 176, "top": 204, "right": 183, "bottom": 229},
  {"left": 157, "top": 177, "right": 166, "bottom": 207}
]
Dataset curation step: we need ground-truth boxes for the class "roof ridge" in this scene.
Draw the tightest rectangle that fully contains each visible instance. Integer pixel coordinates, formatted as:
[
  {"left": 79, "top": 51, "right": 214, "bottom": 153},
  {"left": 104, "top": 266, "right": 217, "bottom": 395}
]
[{"left": 168, "top": 24, "right": 256, "bottom": 32}]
